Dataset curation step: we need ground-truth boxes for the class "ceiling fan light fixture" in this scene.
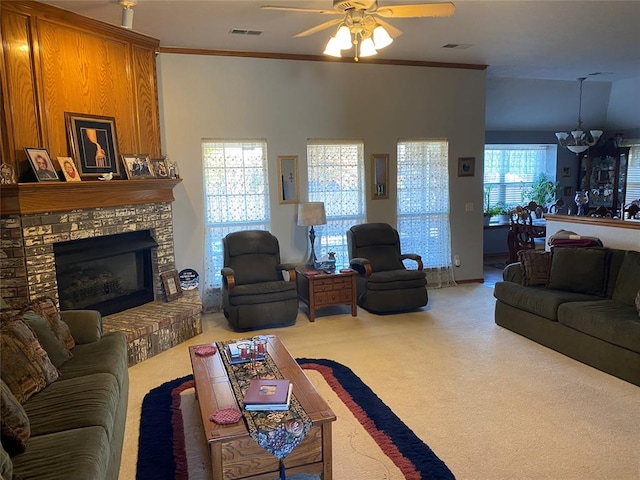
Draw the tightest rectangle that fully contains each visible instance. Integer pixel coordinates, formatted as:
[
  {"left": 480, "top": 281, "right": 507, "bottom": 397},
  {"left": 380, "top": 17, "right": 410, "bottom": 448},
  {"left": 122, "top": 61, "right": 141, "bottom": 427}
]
[
  {"left": 372, "top": 25, "right": 393, "bottom": 49},
  {"left": 323, "top": 37, "right": 342, "bottom": 57},
  {"left": 359, "top": 36, "right": 377, "bottom": 57},
  {"left": 335, "top": 25, "right": 353, "bottom": 50}
]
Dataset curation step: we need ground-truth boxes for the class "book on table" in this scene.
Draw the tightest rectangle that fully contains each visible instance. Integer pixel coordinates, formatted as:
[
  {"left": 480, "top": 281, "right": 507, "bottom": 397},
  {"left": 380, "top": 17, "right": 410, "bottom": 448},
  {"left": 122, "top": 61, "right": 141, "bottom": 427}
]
[{"left": 244, "top": 379, "right": 292, "bottom": 411}]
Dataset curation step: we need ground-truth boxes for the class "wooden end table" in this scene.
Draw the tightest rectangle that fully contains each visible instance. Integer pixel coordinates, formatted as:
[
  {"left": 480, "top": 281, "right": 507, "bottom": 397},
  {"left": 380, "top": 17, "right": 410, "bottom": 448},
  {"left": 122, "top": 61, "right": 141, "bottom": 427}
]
[
  {"left": 295, "top": 266, "right": 357, "bottom": 322},
  {"left": 189, "top": 336, "right": 335, "bottom": 480}
]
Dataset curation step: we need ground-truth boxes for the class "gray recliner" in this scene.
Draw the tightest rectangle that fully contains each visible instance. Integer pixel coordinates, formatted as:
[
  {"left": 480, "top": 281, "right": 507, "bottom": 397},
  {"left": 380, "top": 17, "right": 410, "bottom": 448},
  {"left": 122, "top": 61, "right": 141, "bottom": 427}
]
[
  {"left": 221, "top": 230, "right": 298, "bottom": 331},
  {"left": 347, "top": 223, "right": 427, "bottom": 314}
]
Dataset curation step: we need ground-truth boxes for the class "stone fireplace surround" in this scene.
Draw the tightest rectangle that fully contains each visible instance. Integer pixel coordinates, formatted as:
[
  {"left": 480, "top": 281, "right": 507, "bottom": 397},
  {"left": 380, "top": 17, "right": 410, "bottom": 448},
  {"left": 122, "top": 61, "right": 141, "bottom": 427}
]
[{"left": 0, "top": 198, "right": 202, "bottom": 366}]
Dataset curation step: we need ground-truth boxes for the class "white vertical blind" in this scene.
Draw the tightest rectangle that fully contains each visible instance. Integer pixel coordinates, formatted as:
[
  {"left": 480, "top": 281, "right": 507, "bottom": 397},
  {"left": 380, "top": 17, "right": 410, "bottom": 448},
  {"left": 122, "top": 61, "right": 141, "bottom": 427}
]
[
  {"left": 624, "top": 145, "right": 640, "bottom": 205},
  {"left": 201, "top": 139, "right": 270, "bottom": 310},
  {"left": 397, "top": 139, "right": 455, "bottom": 287},
  {"left": 307, "top": 139, "right": 366, "bottom": 268}
]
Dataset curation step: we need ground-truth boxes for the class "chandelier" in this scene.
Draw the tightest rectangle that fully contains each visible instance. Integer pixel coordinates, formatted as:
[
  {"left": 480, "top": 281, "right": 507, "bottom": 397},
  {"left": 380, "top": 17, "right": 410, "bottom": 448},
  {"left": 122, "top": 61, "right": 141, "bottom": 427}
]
[
  {"left": 323, "top": 10, "right": 393, "bottom": 62},
  {"left": 555, "top": 77, "right": 602, "bottom": 154}
]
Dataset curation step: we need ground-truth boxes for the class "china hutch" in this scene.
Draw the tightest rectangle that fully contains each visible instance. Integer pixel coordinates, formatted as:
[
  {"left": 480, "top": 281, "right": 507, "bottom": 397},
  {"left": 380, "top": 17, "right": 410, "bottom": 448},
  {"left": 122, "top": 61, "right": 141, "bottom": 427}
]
[{"left": 577, "top": 143, "right": 630, "bottom": 217}]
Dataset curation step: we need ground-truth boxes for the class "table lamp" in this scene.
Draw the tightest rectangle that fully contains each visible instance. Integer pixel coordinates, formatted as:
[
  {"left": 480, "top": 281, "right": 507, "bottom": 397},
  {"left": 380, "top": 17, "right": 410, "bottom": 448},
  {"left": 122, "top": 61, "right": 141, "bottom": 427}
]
[{"left": 297, "top": 202, "right": 327, "bottom": 267}]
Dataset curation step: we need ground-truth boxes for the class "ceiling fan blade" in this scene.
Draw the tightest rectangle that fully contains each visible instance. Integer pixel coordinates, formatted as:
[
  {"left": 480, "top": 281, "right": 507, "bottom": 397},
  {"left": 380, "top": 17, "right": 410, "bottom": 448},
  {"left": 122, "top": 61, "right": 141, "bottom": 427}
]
[
  {"left": 375, "top": 2, "right": 455, "bottom": 18},
  {"left": 261, "top": 5, "right": 341, "bottom": 15},
  {"left": 293, "top": 18, "right": 343, "bottom": 38},
  {"left": 375, "top": 18, "right": 403, "bottom": 38}
]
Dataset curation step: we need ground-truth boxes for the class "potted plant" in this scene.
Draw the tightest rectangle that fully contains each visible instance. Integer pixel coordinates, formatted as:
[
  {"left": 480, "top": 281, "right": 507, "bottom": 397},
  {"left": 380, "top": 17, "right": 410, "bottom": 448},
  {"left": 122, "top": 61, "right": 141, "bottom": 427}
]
[{"left": 522, "top": 173, "right": 558, "bottom": 208}]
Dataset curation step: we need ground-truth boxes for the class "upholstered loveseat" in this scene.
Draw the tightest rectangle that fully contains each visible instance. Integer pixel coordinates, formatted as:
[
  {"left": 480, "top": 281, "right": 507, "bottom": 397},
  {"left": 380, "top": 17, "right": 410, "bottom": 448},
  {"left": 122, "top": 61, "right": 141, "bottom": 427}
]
[
  {"left": 1, "top": 298, "right": 128, "bottom": 480},
  {"left": 493, "top": 247, "right": 640, "bottom": 386}
]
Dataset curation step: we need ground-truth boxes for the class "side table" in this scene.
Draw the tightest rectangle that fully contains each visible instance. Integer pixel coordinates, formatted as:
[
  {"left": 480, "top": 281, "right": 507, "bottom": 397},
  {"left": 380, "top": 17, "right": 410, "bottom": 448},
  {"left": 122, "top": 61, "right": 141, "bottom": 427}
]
[{"left": 295, "top": 267, "right": 357, "bottom": 322}]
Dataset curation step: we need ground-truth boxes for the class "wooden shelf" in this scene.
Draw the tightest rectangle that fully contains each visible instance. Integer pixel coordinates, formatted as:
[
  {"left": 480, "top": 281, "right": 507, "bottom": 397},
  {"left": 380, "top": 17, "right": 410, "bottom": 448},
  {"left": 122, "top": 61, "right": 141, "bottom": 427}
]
[{"left": 0, "top": 178, "right": 182, "bottom": 215}]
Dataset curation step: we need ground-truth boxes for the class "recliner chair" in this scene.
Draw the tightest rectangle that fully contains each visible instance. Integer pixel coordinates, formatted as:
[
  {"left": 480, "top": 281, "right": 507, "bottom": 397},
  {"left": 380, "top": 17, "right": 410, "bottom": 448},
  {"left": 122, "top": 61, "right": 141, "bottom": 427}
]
[
  {"left": 347, "top": 223, "right": 427, "bottom": 314},
  {"left": 221, "top": 230, "right": 298, "bottom": 331}
]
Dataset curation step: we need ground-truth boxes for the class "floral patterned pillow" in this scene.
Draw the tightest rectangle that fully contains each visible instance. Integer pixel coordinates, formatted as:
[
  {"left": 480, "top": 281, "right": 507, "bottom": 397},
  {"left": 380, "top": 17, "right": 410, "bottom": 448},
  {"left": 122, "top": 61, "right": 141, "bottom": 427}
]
[
  {"left": 636, "top": 290, "right": 640, "bottom": 318},
  {"left": 0, "top": 379, "right": 30, "bottom": 455},
  {"left": 27, "top": 297, "right": 75, "bottom": 351}
]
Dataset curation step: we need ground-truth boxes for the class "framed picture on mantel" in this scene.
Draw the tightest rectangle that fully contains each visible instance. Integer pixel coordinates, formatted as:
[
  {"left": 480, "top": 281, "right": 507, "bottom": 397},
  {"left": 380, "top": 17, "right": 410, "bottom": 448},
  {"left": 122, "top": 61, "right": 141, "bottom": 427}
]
[{"left": 65, "top": 112, "right": 122, "bottom": 179}]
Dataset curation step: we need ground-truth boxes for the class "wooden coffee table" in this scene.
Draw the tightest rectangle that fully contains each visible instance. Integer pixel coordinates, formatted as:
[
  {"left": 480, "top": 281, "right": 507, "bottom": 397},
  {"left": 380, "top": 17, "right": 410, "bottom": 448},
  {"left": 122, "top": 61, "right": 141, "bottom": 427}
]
[
  {"left": 296, "top": 267, "right": 357, "bottom": 322},
  {"left": 189, "top": 336, "right": 335, "bottom": 480}
]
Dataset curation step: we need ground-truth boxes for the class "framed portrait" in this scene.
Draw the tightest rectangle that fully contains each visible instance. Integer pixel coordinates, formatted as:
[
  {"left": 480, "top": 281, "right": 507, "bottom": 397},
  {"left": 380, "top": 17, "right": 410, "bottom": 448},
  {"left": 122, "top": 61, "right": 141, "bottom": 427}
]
[
  {"left": 458, "top": 157, "right": 475, "bottom": 177},
  {"left": 1, "top": 163, "right": 17, "bottom": 185},
  {"left": 121, "top": 154, "right": 155, "bottom": 179},
  {"left": 371, "top": 154, "right": 389, "bottom": 200},
  {"left": 160, "top": 270, "right": 183, "bottom": 302},
  {"left": 277, "top": 155, "right": 299, "bottom": 204},
  {"left": 150, "top": 158, "right": 169, "bottom": 178},
  {"left": 25, "top": 147, "right": 60, "bottom": 181},
  {"left": 57, "top": 156, "right": 82, "bottom": 182},
  {"left": 65, "top": 112, "right": 121, "bottom": 179}
]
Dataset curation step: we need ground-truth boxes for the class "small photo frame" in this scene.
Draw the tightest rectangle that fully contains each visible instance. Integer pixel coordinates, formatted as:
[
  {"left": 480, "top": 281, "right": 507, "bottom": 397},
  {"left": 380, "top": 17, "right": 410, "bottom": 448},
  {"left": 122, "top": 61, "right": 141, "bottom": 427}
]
[
  {"left": 150, "top": 158, "right": 169, "bottom": 178},
  {"left": 1, "top": 163, "right": 17, "bottom": 185},
  {"left": 121, "top": 154, "right": 155, "bottom": 179},
  {"left": 458, "top": 157, "right": 475, "bottom": 177},
  {"left": 160, "top": 270, "right": 183, "bottom": 302},
  {"left": 561, "top": 167, "right": 571, "bottom": 177},
  {"left": 65, "top": 112, "right": 121, "bottom": 179},
  {"left": 25, "top": 147, "right": 60, "bottom": 181},
  {"left": 58, "top": 157, "right": 82, "bottom": 182},
  {"left": 277, "top": 155, "right": 299, "bottom": 204}
]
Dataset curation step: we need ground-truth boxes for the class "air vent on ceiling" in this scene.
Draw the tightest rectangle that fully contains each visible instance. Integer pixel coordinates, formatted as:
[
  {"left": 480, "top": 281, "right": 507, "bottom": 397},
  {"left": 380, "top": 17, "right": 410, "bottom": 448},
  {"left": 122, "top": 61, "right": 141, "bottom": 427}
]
[
  {"left": 230, "top": 29, "right": 263, "bottom": 36},
  {"left": 442, "top": 44, "right": 473, "bottom": 49}
]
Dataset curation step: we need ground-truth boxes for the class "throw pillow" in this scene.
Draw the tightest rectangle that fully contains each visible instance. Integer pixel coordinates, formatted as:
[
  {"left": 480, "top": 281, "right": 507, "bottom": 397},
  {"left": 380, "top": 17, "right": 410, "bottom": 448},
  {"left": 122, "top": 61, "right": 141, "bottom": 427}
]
[
  {"left": 28, "top": 296, "right": 75, "bottom": 351},
  {"left": 611, "top": 250, "right": 640, "bottom": 305},
  {"left": 22, "top": 311, "right": 72, "bottom": 368},
  {"left": 0, "top": 379, "right": 30, "bottom": 455},
  {"left": 547, "top": 247, "right": 610, "bottom": 296},
  {"left": 0, "top": 319, "right": 59, "bottom": 404},
  {"left": 0, "top": 438, "right": 13, "bottom": 480},
  {"left": 517, "top": 250, "right": 552, "bottom": 286},
  {"left": 636, "top": 290, "right": 640, "bottom": 318}
]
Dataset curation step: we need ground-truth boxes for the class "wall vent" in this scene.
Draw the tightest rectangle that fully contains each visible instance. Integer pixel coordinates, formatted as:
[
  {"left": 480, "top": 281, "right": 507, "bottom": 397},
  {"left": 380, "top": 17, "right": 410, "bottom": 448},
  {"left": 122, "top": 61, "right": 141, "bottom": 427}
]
[{"left": 230, "top": 29, "right": 263, "bottom": 36}]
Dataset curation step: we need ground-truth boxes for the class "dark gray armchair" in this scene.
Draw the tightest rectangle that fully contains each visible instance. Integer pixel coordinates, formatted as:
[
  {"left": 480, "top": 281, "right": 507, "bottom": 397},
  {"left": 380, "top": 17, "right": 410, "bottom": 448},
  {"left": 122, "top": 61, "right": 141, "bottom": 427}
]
[
  {"left": 347, "top": 223, "right": 427, "bottom": 313},
  {"left": 221, "top": 230, "right": 298, "bottom": 331}
]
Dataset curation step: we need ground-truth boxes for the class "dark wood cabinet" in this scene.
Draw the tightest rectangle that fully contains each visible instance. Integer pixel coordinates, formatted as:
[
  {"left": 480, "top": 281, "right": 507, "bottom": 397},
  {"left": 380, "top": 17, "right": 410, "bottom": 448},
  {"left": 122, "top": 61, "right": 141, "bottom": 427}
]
[{"left": 578, "top": 145, "right": 630, "bottom": 216}]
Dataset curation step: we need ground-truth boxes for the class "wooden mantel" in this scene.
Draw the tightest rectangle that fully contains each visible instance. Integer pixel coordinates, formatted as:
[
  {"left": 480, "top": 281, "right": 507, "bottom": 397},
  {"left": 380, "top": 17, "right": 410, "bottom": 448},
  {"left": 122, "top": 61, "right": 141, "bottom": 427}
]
[{"left": 0, "top": 179, "right": 182, "bottom": 215}]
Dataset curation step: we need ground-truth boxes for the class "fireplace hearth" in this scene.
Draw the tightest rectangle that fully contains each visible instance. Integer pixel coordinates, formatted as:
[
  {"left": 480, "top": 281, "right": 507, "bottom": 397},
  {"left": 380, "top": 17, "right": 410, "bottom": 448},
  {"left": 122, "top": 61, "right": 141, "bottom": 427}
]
[{"left": 54, "top": 231, "right": 158, "bottom": 316}]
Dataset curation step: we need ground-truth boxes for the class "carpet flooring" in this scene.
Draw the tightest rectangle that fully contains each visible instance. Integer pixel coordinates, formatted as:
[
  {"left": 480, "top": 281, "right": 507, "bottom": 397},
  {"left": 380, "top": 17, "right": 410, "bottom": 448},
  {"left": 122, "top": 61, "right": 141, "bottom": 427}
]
[{"left": 137, "top": 359, "right": 454, "bottom": 480}]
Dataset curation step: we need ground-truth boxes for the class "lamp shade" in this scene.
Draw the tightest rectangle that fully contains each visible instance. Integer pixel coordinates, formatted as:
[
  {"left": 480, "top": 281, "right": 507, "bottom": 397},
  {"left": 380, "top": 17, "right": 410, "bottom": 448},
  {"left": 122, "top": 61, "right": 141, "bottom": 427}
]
[{"left": 297, "top": 202, "right": 326, "bottom": 227}]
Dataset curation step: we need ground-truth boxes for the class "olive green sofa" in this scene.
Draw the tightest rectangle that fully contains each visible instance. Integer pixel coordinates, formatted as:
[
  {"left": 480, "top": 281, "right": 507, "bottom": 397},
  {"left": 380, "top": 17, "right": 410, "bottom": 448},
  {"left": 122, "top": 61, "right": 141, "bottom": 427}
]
[
  {"left": 493, "top": 247, "right": 640, "bottom": 386},
  {"left": 1, "top": 307, "right": 128, "bottom": 480}
]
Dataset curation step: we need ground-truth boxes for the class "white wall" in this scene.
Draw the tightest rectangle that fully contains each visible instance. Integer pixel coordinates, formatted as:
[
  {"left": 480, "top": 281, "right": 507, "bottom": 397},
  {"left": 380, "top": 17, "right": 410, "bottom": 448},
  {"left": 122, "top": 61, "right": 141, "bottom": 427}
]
[
  {"left": 157, "top": 54, "right": 487, "bottom": 292},
  {"left": 607, "top": 77, "right": 640, "bottom": 130}
]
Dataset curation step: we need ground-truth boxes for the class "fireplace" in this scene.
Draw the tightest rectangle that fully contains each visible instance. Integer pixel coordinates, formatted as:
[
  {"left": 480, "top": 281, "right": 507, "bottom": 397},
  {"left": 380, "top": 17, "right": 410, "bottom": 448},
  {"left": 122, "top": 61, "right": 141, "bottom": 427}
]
[{"left": 54, "top": 231, "right": 158, "bottom": 316}]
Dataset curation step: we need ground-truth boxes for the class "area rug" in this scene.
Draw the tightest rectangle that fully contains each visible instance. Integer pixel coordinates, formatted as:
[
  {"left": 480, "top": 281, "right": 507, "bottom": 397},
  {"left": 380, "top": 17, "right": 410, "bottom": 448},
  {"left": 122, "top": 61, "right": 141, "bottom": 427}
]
[{"left": 137, "top": 358, "right": 454, "bottom": 480}]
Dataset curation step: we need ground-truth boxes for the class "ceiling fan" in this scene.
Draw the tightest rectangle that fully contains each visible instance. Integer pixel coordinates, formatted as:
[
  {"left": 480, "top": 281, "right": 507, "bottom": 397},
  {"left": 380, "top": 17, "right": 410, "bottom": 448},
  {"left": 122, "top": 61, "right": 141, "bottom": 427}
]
[{"left": 262, "top": 1, "right": 455, "bottom": 61}]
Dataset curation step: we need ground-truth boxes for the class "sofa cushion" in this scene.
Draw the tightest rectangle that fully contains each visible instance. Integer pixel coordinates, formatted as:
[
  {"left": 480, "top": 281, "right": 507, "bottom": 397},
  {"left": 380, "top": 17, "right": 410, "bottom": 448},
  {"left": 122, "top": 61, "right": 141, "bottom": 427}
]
[
  {"left": 518, "top": 250, "right": 551, "bottom": 286},
  {"left": 0, "top": 379, "right": 30, "bottom": 455},
  {"left": 558, "top": 300, "right": 640, "bottom": 353},
  {"left": 0, "top": 439, "right": 12, "bottom": 480},
  {"left": 611, "top": 250, "right": 640, "bottom": 305},
  {"left": 23, "top": 373, "right": 119, "bottom": 441},
  {"left": 58, "top": 332, "right": 128, "bottom": 390},
  {"left": 11, "top": 426, "right": 110, "bottom": 480},
  {"left": 494, "top": 281, "right": 598, "bottom": 321},
  {"left": 366, "top": 269, "right": 426, "bottom": 290},
  {"left": 28, "top": 296, "right": 75, "bottom": 351},
  {"left": 636, "top": 291, "right": 640, "bottom": 318},
  {"left": 22, "top": 310, "right": 72, "bottom": 368},
  {"left": 547, "top": 247, "right": 610, "bottom": 296},
  {"left": 0, "top": 319, "right": 59, "bottom": 404}
]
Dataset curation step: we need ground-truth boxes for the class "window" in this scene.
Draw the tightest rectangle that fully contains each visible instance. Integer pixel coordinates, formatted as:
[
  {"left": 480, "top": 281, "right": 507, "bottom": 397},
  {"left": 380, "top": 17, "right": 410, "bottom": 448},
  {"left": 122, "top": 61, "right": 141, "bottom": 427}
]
[
  {"left": 307, "top": 140, "right": 366, "bottom": 268},
  {"left": 625, "top": 145, "right": 640, "bottom": 205},
  {"left": 201, "top": 139, "right": 269, "bottom": 310},
  {"left": 484, "top": 144, "right": 557, "bottom": 209},
  {"left": 397, "top": 139, "right": 455, "bottom": 287}
]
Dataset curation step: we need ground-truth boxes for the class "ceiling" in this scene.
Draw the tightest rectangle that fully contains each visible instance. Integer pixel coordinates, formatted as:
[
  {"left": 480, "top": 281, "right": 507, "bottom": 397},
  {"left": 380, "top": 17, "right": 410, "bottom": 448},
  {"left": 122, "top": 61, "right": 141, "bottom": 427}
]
[{"left": 40, "top": 0, "right": 640, "bottom": 82}]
